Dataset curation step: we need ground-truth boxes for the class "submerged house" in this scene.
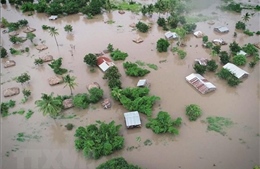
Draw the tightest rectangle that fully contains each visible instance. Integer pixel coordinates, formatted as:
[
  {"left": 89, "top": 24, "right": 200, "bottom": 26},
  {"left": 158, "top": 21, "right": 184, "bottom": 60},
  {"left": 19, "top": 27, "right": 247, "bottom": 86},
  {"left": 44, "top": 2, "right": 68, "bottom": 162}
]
[
  {"left": 164, "top": 31, "right": 178, "bottom": 39},
  {"left": 97, "top": 56, "right": 115, "bottom": 72},
  {"left": 223, "top": 63, "right": 249, "bottom": 79},
  {"left": 124, "top": 111, "right": 141, "bottom": 129},
  {"left": 137, "top": 79, "right": 148, "bottom": 87},
  {"left": 186, "top": 73, "right": 216, "bottom": 94},
  {"left": 214, "top": 26, "right": 229, "bottom": 33},
  {"left": 195, "top": 58, "right": 208, "bottom": 66},
  {"left": 193, "top": 31, "right": 203, "bottom": 38}
]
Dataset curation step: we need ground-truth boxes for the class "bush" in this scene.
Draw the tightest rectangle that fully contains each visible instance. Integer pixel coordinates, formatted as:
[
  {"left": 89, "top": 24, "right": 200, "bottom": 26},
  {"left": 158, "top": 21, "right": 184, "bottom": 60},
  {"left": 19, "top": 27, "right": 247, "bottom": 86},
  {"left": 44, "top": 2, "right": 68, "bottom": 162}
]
[
  {"left": 83, "top": 53, "right": 97, "bottom": 67},
  {"left": 235, "top": 21, "right": 246, "bottom": 30},
  {"left": 202, "top": 36, "right": 208, "bottom": 43},
  {"left": 157, "top": 17, "right": 166, "bottom": 27},
  {"left": 110, "top": 49, "right": 128, "bottom": 61},
  {"left": 193, "top": 63, "right": 207, "bottom": 75},
  {"left": 72, "top": 93, "right": 89, "bottom": 109},
  {"left": 186, "top": 104, "right": 202, "bottom": 121},
  {"left": 136, "top": 21, "right": 149, "bottom": 33},
  {"left": 232, "top": 54, "right": 246, "bottom": 66},
  {"left": 123, "top": 62, "right": 150, "bottom": 77},
  {"left": 177, "top": 49, "right": 187, "bottom": 59},
  {"left": 146, "top": 111, "right": 182, "bottom": 134},
  {"left": 219, "top": 51, "right": 230, "bottom": 64},
  {"left": 0, "top": 47, "right": 8, "bottom": 58},
  {"left": 242, "top": 43, "right": 258, "bottom": 56},
  {"left": 156, "top": 38, "right": 170, "bottom": 52},
  {"left": 243, "top": 29, "right": 254, "bottom": 36},
  {"left": 183, "top": 23, "right": 197, "bottom": 33},
  {"left": 206, "top": 60, "right": 218, "bottom": 72},
  {"left": 107, "top": 43, "right": 114, "bottom": 52},
  {"left": 88, "top": 88, "right": 104, "bottom": 103},
  {"left": 97, "top": 157, "right": 141, "bottom": 169},
  {"left": 48, "top": 58, "right": 68, "bottom": 75},
  {"left": 216, "top": 68, "right": 241, "bottom": 87},
  {"left": 229, "top": 41, "right": 241, "bottom": 54}
]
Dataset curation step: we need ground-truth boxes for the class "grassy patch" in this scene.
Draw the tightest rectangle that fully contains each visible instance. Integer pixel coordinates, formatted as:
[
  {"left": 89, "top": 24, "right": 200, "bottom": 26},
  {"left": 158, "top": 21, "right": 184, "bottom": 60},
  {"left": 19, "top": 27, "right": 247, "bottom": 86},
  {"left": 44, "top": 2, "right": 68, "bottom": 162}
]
[
  {"left": 15, "top": 132, "right": 41, "bottom": 142},
  {"left": 135, "top": 60, "right": 158, "bottom": 70},
  {"left": 58, "top": 114, "right": 76, "bottom": 119},
  {"left": 206, "top": 116, "right": 233, "bottom": 135},
  {"left": 116, "top": 2, "right": 142, "bottom": 13},
  {"left": 147, "top": 64, "right": 158, "bottom": 70}
]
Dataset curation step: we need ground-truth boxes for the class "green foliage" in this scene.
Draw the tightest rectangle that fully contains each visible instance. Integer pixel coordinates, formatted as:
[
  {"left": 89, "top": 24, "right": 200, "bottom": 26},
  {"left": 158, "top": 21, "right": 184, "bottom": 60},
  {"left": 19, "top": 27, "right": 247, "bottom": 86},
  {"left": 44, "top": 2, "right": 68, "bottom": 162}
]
[
  {"left": 9, "top": 36, "right": 25, "bottom": 44},
  {"left": 26, "top": 32, "right": 36, "bottom": 43},
  {"left": 48, "top": 58, "right": 68, "bottom": 75},
  {"left": 186, "top": 104, "right": 202, "bottom": 121},
  {"left": 136, "top": 21, "right": 149, "bottom": 33},
  {"left": 253, "top": 165, "right": 260, "bottom": 169},
  {"left": 97, "top": 157, "right": 141, "bottom": 169},
  {"left": 235, "top": 21, "right": 246, "bottom": 30},
  {"left": 205, "top": 42, "right": 213, "bottom": 49},
  {"left": 172, "top": 47, "right": 187, "bottom": 59},
  {"left": 34, "top": 0, "right": 48, "bottom": 13},
  {"left": 64, "top": 25, "right": 73, "bottom": 33},
  {"left": 206, "top": 60, "right": 218, "bottom": 72},
  {"left": 229, "top": 41, "right": 241, "bottom": 54},
  {"left": 1, "top": 0, "right": 6, "bottom": 4},
  {"left": 65, "top": 123, "right": 74, "bottom": 130},
  {"left": 242, "top": 43, "right": 258, "bottom": 56},
  {"left": 249, "top": 55, "right": 260, "bottom": 68},
  {"left": 88, "top": 88, "right": 104, "bottom": 103},
  {"left": 147, "top": 63, "right": 158, "bottom": 70},
  {"left": 157, "top": 17, "right": 166, "bottom": 27},
  {"left": 20, "top": 2, "right": 35, "bottom": 13},
  {"left": 146, "top": 111, "right": 182, "bottom": 134},
  {"left": 84, "top": 53, "right": 97, "bottom": 67},
  {"left": 243, "top": 29, "right": 254, "bottom": 36},
  {"left": 232, "top": 55, "right": 246, "bottom": 66},
  {"left": 72, "top": 93, "right": 89, "bottom": 109},
  {"left": 221, "top": 2, "right": 242, "bottom": 13},
  {"left": 63, "top": 74, "right": 77, "bottom": 95},
  {"left": 21, "top": 89, "right": 31, "bottom": 103},
  {"left": 46, "top": 1, "right": 63, "bottom": 15},
  {"left": 111, "top": 87, "right": 160, "bottom": 116},
  {"left": 212, "top": 45, "right": 221, "bottom": 54},
  {"left": 16, "top": 73, "right": 30, "bottom": 84},
  {"left": 35, "top": 93, "right": 63, "bottom": 118},
  {"left": 107, "top": 43, "right": 114, "bottom": 52},
  {"left": 1, "top": 100, "right": 16, "bottom": 117},
  {"left": 216, "top": 68, "right": 241, "bottom": 86},
  {"left": 256, "top": 31, "right": 260, "bottom": 35},
  {"left": 123, "top": 62, "right": 150, "bottom": 77},
  {"left": 25, "top": 110, "right": 34, "bottom": 119},
  {"left": 157, "top": 38, "right": 170, "bottom": 52},
  {"left": 202, "top": 36, "right": 208, "bottom": 43},
  {"left": 219, "top": 51, "right": 230, "bottom": 65},
  {"left": 110, "top": 49, "right": 128, "bottom": 61},
  {"left": 103, "top": 66, "right": 122, "bottom": 90},
  {"left": 34, "top": 58, "right": 44, "bottom": 66},
  {"left": 206, "top": 116, "right": 233, "bottom": 135},
  {"left": 193, "top": 63, "right": 207, "bottom": 75},
  {"left": 42, "top": 25, "right": 50, "bottom": 30},
  {"left": 74, "top": 121, "right": 124, "bottom": 159},
  {"left": 0, "top": 47, "right": 8, "bottom": 58},
  {"left": 183, "top": 23, "right": 197, "bottom": 33},
  {"left": 116, "top": 1, "right": 142, "bottom": 13},
  {"left": 10, "top": 48, "right": 21, "bottom": 55}
]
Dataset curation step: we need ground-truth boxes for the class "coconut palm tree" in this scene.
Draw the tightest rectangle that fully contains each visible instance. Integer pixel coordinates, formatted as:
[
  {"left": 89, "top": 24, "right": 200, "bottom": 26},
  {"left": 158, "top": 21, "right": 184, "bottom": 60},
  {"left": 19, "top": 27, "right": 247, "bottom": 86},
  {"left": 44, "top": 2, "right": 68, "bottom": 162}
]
[
  {"left": 35, "top": 93, "right": 62, "bottom": 118},
  {"left": 49, "top": 27, "right": 59, "bottom": 46},
  {"left": 242, "top": 12, "right": 251, "bottom": 22},
  {"left": 63, "top": 74, "right": 77, "bottom": 95}
]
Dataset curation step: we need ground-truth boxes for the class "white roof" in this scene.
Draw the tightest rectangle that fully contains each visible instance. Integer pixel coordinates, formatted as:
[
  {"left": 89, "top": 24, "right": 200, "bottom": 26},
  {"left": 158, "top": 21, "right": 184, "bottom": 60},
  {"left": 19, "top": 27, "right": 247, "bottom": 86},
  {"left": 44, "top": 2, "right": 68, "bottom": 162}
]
[
  {"left": 195, "top": 58, "right": 208, "bottom": 66},
  {"left": 223, "top": 63, "right": 249, "bottom": 79},
  {"left": 237, "top": 50, "right": 247, "bottom": 56},
  {"left": 99, "top": 62, "right": 110, "bottom": 72},
  {"left": 137, "top": 79, "right": 147, "bottom": 87},
  {"left": 193, "top": 31, "right": 203, "bottom": 38},
  {"left": 186, "top": 73, "right": 216, "bottom": 94},
  {"left": 215, "top": 26, "right": 229, "bottom": 33},
  {"left": 49, "top": 15, "right": 58, "bottom": 20},
  {"left": 124, "top": 111, "right": 141, "bottom": 127},
  {"left": 213, "top": 39, "right": 224, "bottom": 43},
  {"left": 164, "top": 31, "right": 178, "bottom": 39}
]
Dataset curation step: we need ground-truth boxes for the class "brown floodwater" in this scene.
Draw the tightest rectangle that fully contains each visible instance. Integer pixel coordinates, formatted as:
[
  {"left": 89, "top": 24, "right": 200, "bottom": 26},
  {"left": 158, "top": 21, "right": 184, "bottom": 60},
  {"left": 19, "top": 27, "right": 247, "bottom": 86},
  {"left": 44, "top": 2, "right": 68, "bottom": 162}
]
[{"left": 1, "top": 0, "right": 259, "bottom": 169}]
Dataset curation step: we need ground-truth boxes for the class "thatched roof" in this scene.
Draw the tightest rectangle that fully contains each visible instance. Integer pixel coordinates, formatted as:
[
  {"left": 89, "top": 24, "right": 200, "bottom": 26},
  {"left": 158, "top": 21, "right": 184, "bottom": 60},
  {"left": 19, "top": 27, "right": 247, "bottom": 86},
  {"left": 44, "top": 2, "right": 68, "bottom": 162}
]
[
  {"left": 3, "top": 87, "right": 20, "bottom": 97},
  {"left": 48, "top": 76, "right": 63, "bottom": 86},
  {"left": 87, "top": 82, "right": 100, "bottom": 90},
  {"left": 4, "top": 60, "right": 16, "bottom": 68},
  {"left": 62, "top": 98, "right": 74, "bottom": 109},
  {"left": 23, "top": 27, "right": 36, "bottom": 33},
  {"left": 132, "top": 37, "right": 143, "bottom": 43},
  {"left": 129, "top": 23, "right": 136, "bottom": 28},
  {"left": 101, "top": 98, "right": 111, "bottom": 109},
  {"left": 40, "top": 55, "right": 53, "bottom": 62},
  {"left": 8, "top": 31, "right": 19, "bottom": 36},
  {"left": 36, "top": 44, "right": 48, "bottom": 51}
]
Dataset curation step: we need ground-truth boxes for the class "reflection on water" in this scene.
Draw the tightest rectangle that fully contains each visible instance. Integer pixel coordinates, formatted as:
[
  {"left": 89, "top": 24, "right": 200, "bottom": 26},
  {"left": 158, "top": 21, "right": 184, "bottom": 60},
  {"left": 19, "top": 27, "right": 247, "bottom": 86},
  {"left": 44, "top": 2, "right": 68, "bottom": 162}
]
[{"left": 1, "top": 0, "right": 259, "bottom": 169}]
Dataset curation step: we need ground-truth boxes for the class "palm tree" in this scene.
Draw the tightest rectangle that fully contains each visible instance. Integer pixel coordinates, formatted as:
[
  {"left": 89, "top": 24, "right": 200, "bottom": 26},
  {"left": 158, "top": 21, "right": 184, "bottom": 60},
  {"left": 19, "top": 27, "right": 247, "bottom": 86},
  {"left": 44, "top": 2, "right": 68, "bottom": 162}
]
[
  {"left": 242, "top": 12, "right": 251, "bottom": 22},
  {"left": 49, "top": 27, "right": 59, "bottom": 46},
  {"left": 64, "top": 25, "right": 73, "bottom": 33},
  {"left": 35, "top": 93, "right": 62, "bottom": 118},
  {"left": 63, "top": 74, "right": 77, "bottom": 95}
]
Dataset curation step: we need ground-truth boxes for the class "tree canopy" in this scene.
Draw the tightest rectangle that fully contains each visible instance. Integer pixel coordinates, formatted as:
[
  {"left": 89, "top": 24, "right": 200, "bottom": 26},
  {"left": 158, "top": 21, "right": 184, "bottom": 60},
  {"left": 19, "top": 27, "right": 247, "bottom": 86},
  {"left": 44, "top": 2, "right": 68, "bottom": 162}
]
[
  {"left": 97, "top": 157, "right": 141, "bottom": 169},
  {"left": 123, "top": 62, "right": 150, "bottom": 77}
]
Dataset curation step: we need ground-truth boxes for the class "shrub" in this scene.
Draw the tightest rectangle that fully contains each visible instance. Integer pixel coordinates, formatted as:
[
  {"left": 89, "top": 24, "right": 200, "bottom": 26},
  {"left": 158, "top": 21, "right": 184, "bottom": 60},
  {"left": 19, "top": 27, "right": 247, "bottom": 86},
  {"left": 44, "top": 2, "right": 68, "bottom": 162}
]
[
  {"left": 123, "top": 62, "right": 150, "bottom": 77},
  {"left": 229, "top": 41, "right": 241, "bottom": 54},
  {"left": 193, "top": 63, "right": 207, "bottom": 75},
  {"left": 97, "top": 157, "right": 141, "bottom": 169},
  {"left": 157, "top": 17, "right": 166, "bottom": 27},
  {"left": 205, "top": 42, "right": 213, "bottom": 48},
  {"left": 107, "top": 43, "right": 114, "bottom": 52},
  {"left": 156, "top": 38, "right": 170, "bottom": 52},
  {"left": 177, "top": 49, "right": 187, "bottom": 59},
  {"left": 72, "top": 93, "right": 89, "bottom": 109},
  {"left": 232, "top": 54, "right": 246, "bottom": 66},
  {"left": 136, "top": 21, "right": 149, "bottom": 33},
  {"left": 243, "top": 29, "right": 254, "bottom": 36},
  {"left": 219, "top": 51, "right": 230, "bottom": 64},
  {"left": 83, "top": 53, "right": 97, "bottom": 67},
  {"left": 186, "top": 104, "right": 202, "bottom": 121},
  {"left": 202, "top": 36, "right": 208, "bottom": 43},
  {"left": 183, "top": 23, "right": 197, "bottom": 33},
  {"left": 48, "top": 58, "right": 68, "bottom": 75},
  {"left": 16, "top": 73, "right": 30, "bottom": 84},
  {"left": 206, "top": 60, "right": 218, "bottom": 72},
  {"left": 235, "top": 21, "right": 246, "bottom": 30},
  {"left": 88, "top": 88, "right": 104, "bottom": 103},
  {"left": 110, "top": 49, "right": 128, "bottom": 61},
  {"left": 216, "top": 68, "right": 241, "bottom": 86},
  {"left": 0, "top": 47, "right": 8, "bottom": 58},
  {"left": 242, "top": 43, "right": 258, "bottom": 56}
]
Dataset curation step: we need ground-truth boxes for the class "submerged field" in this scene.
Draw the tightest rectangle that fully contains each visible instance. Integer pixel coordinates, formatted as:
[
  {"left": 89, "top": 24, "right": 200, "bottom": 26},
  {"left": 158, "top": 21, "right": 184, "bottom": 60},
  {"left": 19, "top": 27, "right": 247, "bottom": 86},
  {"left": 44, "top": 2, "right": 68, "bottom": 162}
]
[{"left": 1, "top": 0, "right": 259, "bottom": 169}]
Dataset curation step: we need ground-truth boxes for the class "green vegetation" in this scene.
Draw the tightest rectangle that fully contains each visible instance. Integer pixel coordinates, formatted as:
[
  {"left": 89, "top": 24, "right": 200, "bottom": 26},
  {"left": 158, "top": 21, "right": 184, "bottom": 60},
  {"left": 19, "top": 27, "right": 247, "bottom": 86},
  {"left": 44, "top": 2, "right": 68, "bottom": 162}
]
[
  {"left": 25, "top": 110, "right": 34, "bottom": 119},
  {"left": 206, "top": 60, "right": 218, "bottom": 72},
  {"left": 216, "top": 68, "right": 241, "bottom": 87},
  {"left": 123, "top": 62, "right": 150, "bottom": 77},
  {"left": 9, "top": 36, "right": 26, "bottom": 44},
  {"left": 15, "top": 132, "right": 41, "bottom": 142},
  {"left": 34, "top": 58, "right": 44, "bottom": 66},
  {"left": 116, "top": 1, "right": 142, "bottom": 13},
  {"left": 243, "top": 29, "right": 254, "bottom": 36},
  {"left": 242, "top": 43, "right": 258, "bottom": 56},
  {"left": 110, "top": 49, "right": 128, "bottom": 61},
  {"left": 48, "top": 58, "right": 68, "bottom": 75},
  {"left": 232, "top": 54, "right": 246, "bottom": 66},
  {"left": 235, "top": 21, "right": 246, "bottom": 30},
  {"left": 103, "top": 66, "right": 122, "bottom": 90},
  {"left": 136, "top": 21, "right": 149, "bottom": 33},
  {"left": 65, "top": 123, "right": 74, "bottom": 130},
  {"left": 157, "top": 17, "right": 166, "bottom": 27},
  {"left": 84, "top": 53, "right": 97, "bottom": 67},
  {"left": 249, "top": 55, "right": 260, "bottom": 68},
  {"left": 221, "top": 2, "right": 242, "bottom": 13},
  {"left": 63, "top": 74, "right": 77, "bottom": 95},
  {"left": 111, "top": 87, "right": 160, "bottom": 116},
  {"left": 21, "top": 89, "right": 31, "bottom": 103},
  {"left": 1, "top": 46, "right": 8, "bottom": 58},
  {"left": 6, "top": 19, "right": 28, "bottom": 32},
  {"left": 193, "top": 63, "right": 207, "bottom": 75},
  {"left": 147, "top": 63, "right": 158, "bottom": 70},
  {"left": 206, "top": 116, "right": 233, "bottom": 135},
  {"left": 9, "top": 48, "right": 21, "bottom": 55},
  {"left": 88, "top": 88, "right": 104, "bottom": 103},
  {"left": 219, "top": 51, "right": 230, "bottom": 65},
  {"left": 253, "top": 166, "right": 260, "bottom": 169},
  {"left": 16, "top": 73, "right": 30, "bottom": 84},
  {"left": 229, "top": 41, "right": 241, "bottom": 55},
  {"left": 157, "top": 38, "right": 170, "bottom": 52},
  {"left": 1, "top": 100, "right": 16, "bottom": 117},
  {"left": 107, "top": 43, "right": 114, "bottom": 52},
  {"left": 64, "top": 25, "right": 73, "bottom": 33},
  {"left": 202, "top": 36, "right": 208, "bottom": 43},
  {"left": 172, "top": 47, "right": 187, "bottom": 59},
  {"left": 186, "top": 104, "right": 202, "bottom": 121},
  {"left": 97, "top": 157, "right": 141, "bottom": 169},
  {"left": 72, "top": 93, "right": 89, "bottom": 109},
  {"left": 146, "top": 111, "right": 182, "bottom": 134},
  {"left": 74, "top": 121, "right": 124, "bottom": 159},
  {"left": 48, "top": 27, "right": 59, "bottom": 47}
]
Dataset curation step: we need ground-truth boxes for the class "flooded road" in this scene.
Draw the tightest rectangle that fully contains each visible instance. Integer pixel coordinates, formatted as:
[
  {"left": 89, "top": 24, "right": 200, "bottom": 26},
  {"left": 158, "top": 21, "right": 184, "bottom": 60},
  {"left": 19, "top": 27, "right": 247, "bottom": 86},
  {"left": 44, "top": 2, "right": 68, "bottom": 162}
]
[{"left": 1, "top": 0, "right": 259, "bottom": 169}]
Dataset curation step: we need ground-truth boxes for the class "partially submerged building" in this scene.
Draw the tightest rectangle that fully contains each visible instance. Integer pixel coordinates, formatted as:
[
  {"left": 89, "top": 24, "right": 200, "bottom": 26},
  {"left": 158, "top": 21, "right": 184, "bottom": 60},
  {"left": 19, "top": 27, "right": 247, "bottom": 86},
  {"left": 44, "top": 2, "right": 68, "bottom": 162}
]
[
  {"left": 193, "top": 31, "right": 203, "bottom": 38},
  {"left": 214, "top": 26, "right": 229, "bottom": 33},
  {"left": 186, "top": 73, "right": 216, "bottom": 94},
  {"left": 97, "top": 56, "right": 115, "bottom": 72},
  {"left": 137, "top": 79, "right": 148, "bottom": 87},
  {"left": 164, "top": 31, "right": 178, "bottom": 39},
  {"left": 223, "top": 63, "right": 249, "bottom": 79},
  {"left": 124, "top": 111, "right": 141, "bottom": 129},
  {"left": 195, "top": 58, "right": 208, "bottom": 66}
]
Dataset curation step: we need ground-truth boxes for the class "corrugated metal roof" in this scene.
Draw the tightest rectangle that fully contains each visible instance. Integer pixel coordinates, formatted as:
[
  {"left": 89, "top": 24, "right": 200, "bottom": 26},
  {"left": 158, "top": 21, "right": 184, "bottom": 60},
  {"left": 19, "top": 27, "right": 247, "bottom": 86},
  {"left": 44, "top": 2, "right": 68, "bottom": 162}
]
[
  {"left": 214, "top": 26, "right": 229, "bottom": 33},
  {"left": 124, "top": 111, "right": 141, "bottom": 127},
  {"left": 223, "top": 63, "right": 249, "bottom": 79},
  {"left": 137, "top": 79, "right": 147, "bottom": 87}
]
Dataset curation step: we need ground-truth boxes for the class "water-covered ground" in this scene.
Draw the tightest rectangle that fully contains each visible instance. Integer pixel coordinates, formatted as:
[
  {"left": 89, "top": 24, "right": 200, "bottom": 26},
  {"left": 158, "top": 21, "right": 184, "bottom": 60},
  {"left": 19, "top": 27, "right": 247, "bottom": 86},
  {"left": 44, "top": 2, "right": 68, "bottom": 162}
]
[{"left": 1, "top": 0, "right": 259, "bottom": 168}]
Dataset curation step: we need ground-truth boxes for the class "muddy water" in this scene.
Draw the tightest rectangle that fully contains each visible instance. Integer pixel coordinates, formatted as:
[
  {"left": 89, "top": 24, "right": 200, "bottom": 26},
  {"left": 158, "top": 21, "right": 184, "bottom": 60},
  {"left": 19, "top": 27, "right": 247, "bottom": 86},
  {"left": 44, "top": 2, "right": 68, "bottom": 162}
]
[{"left": 1, "top": 0, "right": 259, "bottom": 169}]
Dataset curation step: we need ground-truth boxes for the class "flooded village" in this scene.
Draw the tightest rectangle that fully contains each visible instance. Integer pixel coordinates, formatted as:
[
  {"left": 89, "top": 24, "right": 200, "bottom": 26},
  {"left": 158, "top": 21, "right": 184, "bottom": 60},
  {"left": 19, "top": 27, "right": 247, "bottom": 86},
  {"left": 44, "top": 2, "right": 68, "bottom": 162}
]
[{"left": 0, "top": 0, "right": 259, "bottom": 169}]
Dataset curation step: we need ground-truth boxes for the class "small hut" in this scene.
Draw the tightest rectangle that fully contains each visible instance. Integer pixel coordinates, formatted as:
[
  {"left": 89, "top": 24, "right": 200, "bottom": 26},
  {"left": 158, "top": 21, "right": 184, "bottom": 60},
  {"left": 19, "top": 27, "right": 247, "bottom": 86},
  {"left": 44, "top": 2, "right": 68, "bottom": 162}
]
[
  {"left": 3, "top": 87, "right": 20, "bottom": 97},
  {"left": 62, "top": 98, "right": 74, "bottom": 109},
  {"left": 36, "top": 44, "right": 48, "bottom": 51},
  {"left": 137, "top": 79, "right": 148, "bottom": 87},
  {"left": 87, "top": 82, "right": 100, "bottom": 91},
  {"left": 193, "top": 31, "right": 203, "bottom": 38},
  {"left": 48, "top": 76, "right": 63, "bottom": 86},
  {"left": 132, "top": 36, "right": 143, "bottom": 43},
  {"left": 101, "top": 98, "right": 111, "bottom": 109},
  {"left": 4, "top": 60, "right": 16, "bottom": 68},
  {"left": 40, "top": 55, "right": 53, "bottom": 62},
  {"left": 8, "top": 31, "right": 19, "bottom": 36},
  {"left": 23, "top": 27, "right": 36, "bottom": 33},
  {"left": 124, "top": 111, "right": 141, "bottom": 129}
]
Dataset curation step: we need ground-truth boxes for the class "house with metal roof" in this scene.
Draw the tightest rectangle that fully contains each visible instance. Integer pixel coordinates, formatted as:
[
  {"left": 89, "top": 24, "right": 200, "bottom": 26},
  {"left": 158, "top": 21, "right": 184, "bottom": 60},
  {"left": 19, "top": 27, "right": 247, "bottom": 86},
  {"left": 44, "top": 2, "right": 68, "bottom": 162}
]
[
  {"left": 186, "top": 73, "right": 216, "bottom": 94},
  {"left": 214, "top": 26, "right": 229, "bottom": 33},
  {"left": 164, "top": 31, "right": 178, "bottom": 39},
  {"left": 193, "top": 31, "right": 203, "bottom": 38},
  {"left": 137, "top": 79, "right": 148, "bottom": 87},
  {"left": 195, "top": 58, "right": 208, "bottom": 66},
  {"left": 97, "top": 56, "right": 115, "bottom": 72},
  {"left": 223, "top": 63, "right": 249, "bottom": 79},
  {"left": 124, "top": 111, "right": 141, "bottom": 129}
]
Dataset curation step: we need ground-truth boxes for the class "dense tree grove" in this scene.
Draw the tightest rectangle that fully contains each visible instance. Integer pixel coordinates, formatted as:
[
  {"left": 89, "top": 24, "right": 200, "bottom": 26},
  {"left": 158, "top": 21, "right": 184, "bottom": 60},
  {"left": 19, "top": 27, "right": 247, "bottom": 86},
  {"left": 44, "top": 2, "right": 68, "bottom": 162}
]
[
  {"left": 123, "top": 62, "right": 150, "bottom": 77},
  {"left": 219, "top": 51, "right": 230, "bottom": 65}
]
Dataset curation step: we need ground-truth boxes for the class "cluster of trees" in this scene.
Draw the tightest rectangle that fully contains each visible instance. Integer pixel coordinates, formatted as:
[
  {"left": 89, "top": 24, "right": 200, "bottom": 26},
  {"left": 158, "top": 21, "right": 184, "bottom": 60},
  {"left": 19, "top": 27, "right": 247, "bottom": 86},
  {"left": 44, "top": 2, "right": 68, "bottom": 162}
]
[
  {"left": 1, "top": 18, "right": 28, "bottom": 32},
  {"left": 111, "top": 87, "right": 160, "bottom": 116},
  {"left": 21, "top": 89, "right": 31, "bottom": 103},
  {"left": 0, "top": 100, "right": 16, "bottom": 117},
  {"left": 84, "top": 53, "right": 97, "bottom": 67},
  {"left": 136, "top": 21, "right": 149, "bottom": 33},
  {"left": 156, "top": 38, "right": 170, "bottom": 52},
  {"left": 110, "top": 49, "right": 128, "bottom": 61},
  {"left": 123, "top": 62, "right": 150, "bottom": 77},
  {"left": 97, "top": 157, "right": 141, "bottom": 169},
  {"left": 48, "top": 58, "right": 68, "bottom": 75},
  {"left": 74, "top": 121, "right": 124, "bottom": 159},
  {"left": 146, "top": 111, "right": 182, "bottom": 134},
  {"left": 185, "top": 104, "right": 202, "bottom": 121},
  {"left": 9, "top": 36, "right": 26, "bottom": 44},
  {"left": 193, "top": 60, "right": 218, "bottom": 75},
  {"left": 216, "top": 68, "right": 241, "bottom": 87},
  {"left": 16, "top": 73, "right": 31, "bottom": 84},
  {"left": 103, "top": 66, "right": 122, "bottom": 90}
]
